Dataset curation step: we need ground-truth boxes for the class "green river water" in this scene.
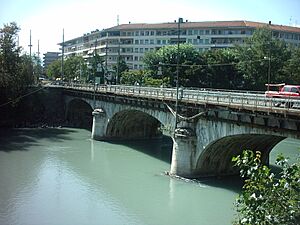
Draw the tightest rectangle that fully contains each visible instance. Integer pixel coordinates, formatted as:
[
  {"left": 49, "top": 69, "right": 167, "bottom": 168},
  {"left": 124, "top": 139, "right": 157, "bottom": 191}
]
[{"left": 0, "top": 128, "right": 299, "bottom": 225}]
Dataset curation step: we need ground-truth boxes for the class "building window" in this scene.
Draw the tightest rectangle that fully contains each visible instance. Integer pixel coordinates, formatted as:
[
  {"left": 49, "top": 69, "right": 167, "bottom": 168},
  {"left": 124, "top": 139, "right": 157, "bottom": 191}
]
[
  {"left": 140, "top": 40, "right": 144, "bottom": 45},
  {"left": 145, "top": 39, "right": 149, "bottom": 45},
  {"left": 150, "top": 39, "right": 154, "bottom": 45},
  {"left": 135, "top": 40, "right": 139, "bottom": 44},
  {"left": 157, "top": 40, "right": 161, "bottom": 45}
]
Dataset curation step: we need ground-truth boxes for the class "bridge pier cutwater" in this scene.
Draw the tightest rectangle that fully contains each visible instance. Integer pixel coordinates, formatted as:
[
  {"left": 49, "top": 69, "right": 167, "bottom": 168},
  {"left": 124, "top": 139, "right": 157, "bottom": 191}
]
[
  {"left": 91, "top": 109, "right": 108, "bottom": 141},
  {"left": 62, "top": 85, "right": 300, "bottom": 178},
  {"left": 170, "top": 123, "right": 197, "bottom": 177}
]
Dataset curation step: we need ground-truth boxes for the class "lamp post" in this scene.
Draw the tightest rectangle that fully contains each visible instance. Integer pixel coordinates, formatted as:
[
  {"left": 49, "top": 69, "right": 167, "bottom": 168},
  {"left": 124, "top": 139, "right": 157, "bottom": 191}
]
[
  {"left": 267, "top": 21, "right": 272, "bottom": 92},
  {"left": 174, "top": 18, "right": 184, "bottom": 131},
  {"left": 93, "top": 39, "right": 98, "bottom": 109}
]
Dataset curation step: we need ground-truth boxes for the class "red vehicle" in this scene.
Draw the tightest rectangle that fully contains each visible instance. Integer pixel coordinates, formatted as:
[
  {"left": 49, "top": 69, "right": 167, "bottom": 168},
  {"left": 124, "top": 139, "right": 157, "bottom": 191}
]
[
  {"left": 265, "top": 83, "right": 300, "bottom": 98},
  {"left": 265, "top": 83, "right": 300, "bottom": 107}
]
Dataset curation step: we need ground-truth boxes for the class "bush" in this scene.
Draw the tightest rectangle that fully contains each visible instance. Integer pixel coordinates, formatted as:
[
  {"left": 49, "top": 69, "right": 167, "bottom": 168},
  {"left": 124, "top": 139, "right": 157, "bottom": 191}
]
[{"left": 232, "top": 150, "right": 300, "bottom": 225}]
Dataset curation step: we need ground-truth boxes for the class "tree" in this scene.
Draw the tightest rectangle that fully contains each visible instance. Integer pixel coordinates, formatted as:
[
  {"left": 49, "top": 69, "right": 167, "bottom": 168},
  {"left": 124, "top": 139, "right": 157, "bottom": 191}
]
[
  {"left": 143, "top": 44, "right": 207, "bottom": 87},
  {"left": 236, "top": 27, "right": 291, "bottom": 90},
  {"left": 282, "top": 46, "right": 300, "bottom": 84},
  {"left": 232, "top": 150, "right": 300, "bottom": 225},
  {"left": 112, "top": 57, "right": 129, "bottom": 84},
  {"left": 64, "top": 55, "right": 86, "bottom": 82},
  {"left": 46, "top": 59, "right": 61, "bottom": 79},
  {"left": 203, "top": 49, "right": 241, "bottom": 89},
  {"left": 0, "top": 22, "right": 34, "bottom": 103},
  {"left": 120, "top": 69, "right": 149, "bottom": 85}
]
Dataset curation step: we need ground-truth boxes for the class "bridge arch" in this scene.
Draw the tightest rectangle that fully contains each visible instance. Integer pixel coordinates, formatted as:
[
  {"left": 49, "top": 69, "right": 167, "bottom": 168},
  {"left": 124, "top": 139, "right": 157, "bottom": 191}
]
[
  {"left": 195, "top": 134, "right": 286, "bottom": 177},
  {"left": 66, "top": 98, "right": 93, "bottom": 129},
  {"left": 106, "top": 109, "right": 162, "bottom": 140}
]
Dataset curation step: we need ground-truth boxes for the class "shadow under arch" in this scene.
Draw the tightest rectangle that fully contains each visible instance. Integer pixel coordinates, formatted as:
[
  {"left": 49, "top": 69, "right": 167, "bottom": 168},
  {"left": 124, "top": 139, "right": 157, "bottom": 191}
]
[
  {"left": 106, "top": 109, "right": 162, "bottom": 140},
  {"left": 66, "top": 98, "right": 93, "bottom": 130},
  {"left": 196, "top": 134, "right": 286, "bottom": 177}
]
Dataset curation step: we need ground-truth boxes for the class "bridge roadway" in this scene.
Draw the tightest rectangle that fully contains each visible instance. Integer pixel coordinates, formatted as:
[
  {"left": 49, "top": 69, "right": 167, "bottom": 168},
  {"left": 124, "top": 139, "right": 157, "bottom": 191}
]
[
  {"left": 60, "top": 83, "right": 300, "bottom": 116},
  {"left": 55, "top": 83, "right": 300, "bottom": 178}
]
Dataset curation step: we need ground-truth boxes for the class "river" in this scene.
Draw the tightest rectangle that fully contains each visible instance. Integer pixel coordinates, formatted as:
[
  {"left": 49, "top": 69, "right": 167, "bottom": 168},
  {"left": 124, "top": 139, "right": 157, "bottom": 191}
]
[{"left": 0, "top": 128, "right": 299, "bottom": 225}]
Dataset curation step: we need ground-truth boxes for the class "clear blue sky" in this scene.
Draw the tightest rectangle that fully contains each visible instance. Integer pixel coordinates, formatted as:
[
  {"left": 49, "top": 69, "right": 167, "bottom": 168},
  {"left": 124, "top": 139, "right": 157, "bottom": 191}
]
[{"left": 0, "top": 0, "right": 299, "bottom": 55}]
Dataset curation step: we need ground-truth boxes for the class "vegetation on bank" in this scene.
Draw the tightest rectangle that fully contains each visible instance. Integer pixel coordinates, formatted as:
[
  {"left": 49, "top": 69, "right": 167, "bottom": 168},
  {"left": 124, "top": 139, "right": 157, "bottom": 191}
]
[
  {"left": 232, "top": 150, "right": 300, "bottom": 225},
  {"left": 0, "top": 22, "right": 37, "bottom": 104}
]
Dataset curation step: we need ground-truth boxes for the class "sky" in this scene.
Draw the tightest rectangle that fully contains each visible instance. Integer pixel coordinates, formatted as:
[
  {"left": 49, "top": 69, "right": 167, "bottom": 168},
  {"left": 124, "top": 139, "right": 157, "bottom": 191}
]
[{"left": 1, "top": 0, "right": 300, "bottom": 56}]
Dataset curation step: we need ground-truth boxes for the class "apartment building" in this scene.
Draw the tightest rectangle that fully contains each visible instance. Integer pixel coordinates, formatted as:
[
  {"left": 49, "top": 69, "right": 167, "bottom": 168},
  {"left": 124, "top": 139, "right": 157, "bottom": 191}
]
[
  {"left": 43, "top": 51, "right": 60, "bottom": 73},
  {"left": 59, "top": 20, "right": 300, "bottom": 70}
]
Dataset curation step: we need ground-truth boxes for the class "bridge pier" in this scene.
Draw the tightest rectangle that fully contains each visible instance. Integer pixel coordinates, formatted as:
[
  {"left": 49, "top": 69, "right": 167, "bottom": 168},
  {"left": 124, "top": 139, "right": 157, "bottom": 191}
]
[
  {"left": 170, "top": 123, "right": 197, "bottom": 178},
  {"left": 91, "top": 109, "right": 108, "bottom": 140}
]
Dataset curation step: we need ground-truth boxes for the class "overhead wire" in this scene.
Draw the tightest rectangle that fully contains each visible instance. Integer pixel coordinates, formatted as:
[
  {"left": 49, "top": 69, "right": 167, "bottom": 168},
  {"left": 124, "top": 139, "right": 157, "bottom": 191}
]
[
  {"left": 0, "top": 85, "right": 46, "bottom": 108},
  {"left": 156, "top": 58, "right": 267, "bottom": 68}
]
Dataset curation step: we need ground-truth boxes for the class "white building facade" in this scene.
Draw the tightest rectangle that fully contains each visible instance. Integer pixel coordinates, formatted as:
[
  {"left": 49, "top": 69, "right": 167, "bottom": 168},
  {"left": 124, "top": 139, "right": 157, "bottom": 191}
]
[{"left": 59, "top": 20, "right": 300, "bottom": 71}]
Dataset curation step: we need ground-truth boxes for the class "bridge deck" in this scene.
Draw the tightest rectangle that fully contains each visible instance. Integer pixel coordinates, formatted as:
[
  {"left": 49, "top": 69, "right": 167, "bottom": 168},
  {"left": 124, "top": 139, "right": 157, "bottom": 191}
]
[{"left": 52, "top": 84, "right": 300, "bottom": 118}]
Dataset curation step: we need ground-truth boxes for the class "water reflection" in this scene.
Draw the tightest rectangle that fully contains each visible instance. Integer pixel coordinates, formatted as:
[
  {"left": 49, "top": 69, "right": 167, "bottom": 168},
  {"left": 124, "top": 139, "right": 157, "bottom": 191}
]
[{"left": 0, "top": 128, "right": 299, "bottom": 225}]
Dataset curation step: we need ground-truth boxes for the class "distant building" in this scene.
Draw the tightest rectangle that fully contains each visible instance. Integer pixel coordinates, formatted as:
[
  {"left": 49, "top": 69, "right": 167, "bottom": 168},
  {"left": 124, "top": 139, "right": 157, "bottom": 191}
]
[
  {"left": 43, "top": 52, "right": 60, "bottom": 74},
  {"left": 59, "top": 20, "right": 300, "bottom": 71}
]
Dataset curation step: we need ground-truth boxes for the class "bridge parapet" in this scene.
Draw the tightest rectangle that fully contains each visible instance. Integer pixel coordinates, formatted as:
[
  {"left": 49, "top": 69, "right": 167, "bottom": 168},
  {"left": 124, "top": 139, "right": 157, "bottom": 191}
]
[{"left": 55, "top": 83, "right": 300, "bottom": 117}]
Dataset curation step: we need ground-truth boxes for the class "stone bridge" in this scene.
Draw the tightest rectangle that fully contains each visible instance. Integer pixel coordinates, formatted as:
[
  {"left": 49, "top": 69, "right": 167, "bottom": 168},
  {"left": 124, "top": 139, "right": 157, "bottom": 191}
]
[{"left": 60, "top": 85, "right": 300, "bottom": 178}]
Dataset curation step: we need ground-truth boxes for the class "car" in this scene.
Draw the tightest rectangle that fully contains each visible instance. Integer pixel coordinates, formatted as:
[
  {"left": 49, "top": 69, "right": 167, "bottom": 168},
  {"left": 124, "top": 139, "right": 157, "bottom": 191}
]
[{"left": 265, "top": 83, "right": 300, "bottom": 107}]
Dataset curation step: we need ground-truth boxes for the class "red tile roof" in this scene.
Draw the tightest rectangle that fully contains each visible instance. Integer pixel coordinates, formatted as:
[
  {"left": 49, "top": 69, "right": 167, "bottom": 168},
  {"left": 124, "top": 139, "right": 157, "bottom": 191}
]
[{"left": 107, "top": 20, "right": 300, "bottom": 33}]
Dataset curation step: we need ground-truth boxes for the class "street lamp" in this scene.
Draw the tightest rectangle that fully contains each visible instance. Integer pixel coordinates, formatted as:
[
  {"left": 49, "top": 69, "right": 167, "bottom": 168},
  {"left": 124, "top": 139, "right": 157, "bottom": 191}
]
[
  {"left": 174, "top": 17, "right": 184, "bottom": 131},
  {"left": 267, "top": 21, "right": 272, "bottom": 92}
]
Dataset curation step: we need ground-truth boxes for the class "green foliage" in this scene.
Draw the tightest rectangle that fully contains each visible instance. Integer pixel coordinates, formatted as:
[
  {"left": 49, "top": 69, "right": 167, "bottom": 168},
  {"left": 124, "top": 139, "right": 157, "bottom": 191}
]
[
  {"left": 46, "top": 56, "right": 89, "bottom": 82},
  {"left": 120, "top": 70, "right": 149, "bottom": 85},
  {"left": 112, "top": 57, "right": 129, "bottom": 83},
  {"left": 65, "top": 55, "right": 87, "bottom": 82},
  {"left": 236, "top": 27, "right": 292, "bottom": 90},
  {"left": 0, "top": 22, "right": 35, "bottom": 104},
  {"left": 143, "top": 44, "right": 207, "bottom": 87},
  {"left": 203, "top": 48, "right": 241, "bottom": 89},
  {"left": 232, "top": 150, "right": 300, "bottom": 225},
  {"left": 282, "top": 46, "right": 300, "bottom": 84},
  {"left": 46, "top": 59, "right": 61, "bottom": 79}
]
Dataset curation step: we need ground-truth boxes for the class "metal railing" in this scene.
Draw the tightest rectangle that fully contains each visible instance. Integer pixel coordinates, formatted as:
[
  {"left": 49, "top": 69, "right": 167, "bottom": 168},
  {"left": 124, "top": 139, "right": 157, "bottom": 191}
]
[{"left": 49, "top": 83, "right": 300, "bottom": 114}]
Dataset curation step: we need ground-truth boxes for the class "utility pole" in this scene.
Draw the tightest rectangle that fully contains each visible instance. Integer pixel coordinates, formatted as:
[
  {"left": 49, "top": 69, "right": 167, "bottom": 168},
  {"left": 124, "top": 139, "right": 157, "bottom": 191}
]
[
  {"left": 267, "top": 21, "right": 272, "bottom": 93},
  {"left": 37, "top": 40, "right": 40, "bottom": 81},
  {"left": 61, "top": 29, "right": 65, "bottom": 81},
  {"left": 116, "top": 15, "right": 120, "bottom": 85},
  {"left": 28, "top": 30, "right": 34, "bottom": 83},
  {"left": 105, "top": 32, "right": 108, "bottom": 78},
  {"left": 175, "top": 18, "right": 183, "bottom": 131},
  {"left": 28, "top": 30, "right": 32, "bottom": 58}
]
